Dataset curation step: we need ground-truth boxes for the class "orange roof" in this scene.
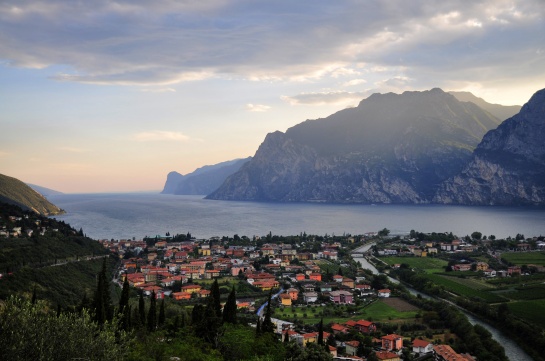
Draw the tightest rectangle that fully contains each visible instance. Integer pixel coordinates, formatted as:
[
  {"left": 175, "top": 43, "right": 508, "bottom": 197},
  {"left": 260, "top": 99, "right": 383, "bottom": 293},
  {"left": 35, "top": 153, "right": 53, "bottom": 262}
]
[
  {"left": 376, "top": 351, "right": 399, "bottom": 360},
  {"left": 412, "top": 339, "right": 431, "bottom": 347}
]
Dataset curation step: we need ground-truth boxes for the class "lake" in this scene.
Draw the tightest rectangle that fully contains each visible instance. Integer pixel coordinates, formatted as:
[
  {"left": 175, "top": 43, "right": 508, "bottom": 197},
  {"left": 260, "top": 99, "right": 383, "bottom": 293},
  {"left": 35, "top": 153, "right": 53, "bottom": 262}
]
[{"left": 49, "top": 193, "right": 545, "bottom": 240}]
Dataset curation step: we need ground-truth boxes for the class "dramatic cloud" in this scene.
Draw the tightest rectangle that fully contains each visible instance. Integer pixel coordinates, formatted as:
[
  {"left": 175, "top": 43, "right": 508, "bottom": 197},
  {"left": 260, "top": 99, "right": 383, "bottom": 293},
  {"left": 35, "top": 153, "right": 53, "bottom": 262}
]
[
  {"left": 0, "top": 0, "right": 542, "bottom": 89},
  {"left": 132, "top": 131, "right": 190, "bottom": 142}
]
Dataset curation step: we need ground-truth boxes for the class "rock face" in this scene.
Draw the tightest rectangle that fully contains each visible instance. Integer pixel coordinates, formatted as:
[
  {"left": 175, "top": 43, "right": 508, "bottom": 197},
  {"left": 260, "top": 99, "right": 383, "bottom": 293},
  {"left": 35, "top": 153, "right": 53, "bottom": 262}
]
[
  {"left": 434, "top": 88, "right": 545, "bottom": 205},
  {"left": 0, "top": 174, "right": 64, "bottom": 215},
  {"left": 207, "top": 88, "right": 504, "bottom": 203},
  {"left": 161, "top": 157, "right": 251, "bottom": 195}
]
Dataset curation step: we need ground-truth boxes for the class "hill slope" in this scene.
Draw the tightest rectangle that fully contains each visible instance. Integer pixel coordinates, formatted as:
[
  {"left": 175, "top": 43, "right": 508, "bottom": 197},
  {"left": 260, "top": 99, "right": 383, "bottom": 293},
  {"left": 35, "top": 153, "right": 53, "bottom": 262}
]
[
  {"left": 208, "top": 89, "right": 503, "bottom": 203},
  {"left": 0, "top": 174, "right": 64, "bottom": 215},
  {"left": 434, "top": 87, "right": 545, "bottom": 205}
]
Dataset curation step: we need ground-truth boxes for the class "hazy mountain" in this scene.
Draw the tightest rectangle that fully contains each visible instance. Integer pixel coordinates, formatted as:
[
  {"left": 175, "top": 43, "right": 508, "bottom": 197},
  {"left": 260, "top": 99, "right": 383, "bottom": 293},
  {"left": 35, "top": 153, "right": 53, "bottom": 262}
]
[
  {"left": 0, "top": 174, "right": 64, "bottom": 215},
  {"left": 207, "top": 88, "right": 502, "bottom": 203},
  {"left": 434, "top": 87, "right": 545, "bottom": 205},
  {"left": 27, "top": 184, "right": 64, "bottom": 197},
  {"left": 449, "top": 91, "right": 521, "bottom": 121},
  {"left": 162, "top": 157, "right": 252, "bottom": 195}
]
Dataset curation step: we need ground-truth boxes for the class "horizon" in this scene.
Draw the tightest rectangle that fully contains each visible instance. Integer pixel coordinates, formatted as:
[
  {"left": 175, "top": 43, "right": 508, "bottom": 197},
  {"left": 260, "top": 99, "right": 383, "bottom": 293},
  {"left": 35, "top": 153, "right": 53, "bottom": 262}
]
[{"left": 1, "top": 1, "right": 544, "bottom": 193}]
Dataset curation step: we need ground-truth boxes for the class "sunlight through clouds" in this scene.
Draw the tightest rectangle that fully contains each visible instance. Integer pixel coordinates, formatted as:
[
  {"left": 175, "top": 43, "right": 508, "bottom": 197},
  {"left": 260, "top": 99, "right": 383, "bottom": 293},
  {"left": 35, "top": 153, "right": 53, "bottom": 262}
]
[{"left": 132, "top": 131, "right": 190, "bottom": 142}]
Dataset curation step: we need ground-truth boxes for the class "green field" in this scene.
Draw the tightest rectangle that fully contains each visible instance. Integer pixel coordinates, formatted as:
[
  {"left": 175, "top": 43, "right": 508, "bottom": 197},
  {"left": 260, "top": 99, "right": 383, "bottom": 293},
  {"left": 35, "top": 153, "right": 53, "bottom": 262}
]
[
  {"left": 504, "top": 284, "right": 545, "bottom": 300},
  {"left": 273, "top": 299, "right": 418, "bottom": 325},
  {"left": 380, "top": 256, "right": 448, "bottom": 273},
  {"left": 424, "top": 274, "right": 506, "bottom": 303},
  {"left": 508, "top": 300, "right": 545, "bottom": 328},
  {"left": 501, "top": 252, "right": 545, "bottom": 266}
]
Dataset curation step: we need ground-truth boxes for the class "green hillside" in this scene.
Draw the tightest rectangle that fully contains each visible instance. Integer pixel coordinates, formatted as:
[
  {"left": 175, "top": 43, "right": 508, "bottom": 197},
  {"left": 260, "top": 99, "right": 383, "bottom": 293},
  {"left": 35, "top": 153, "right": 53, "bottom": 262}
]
[{"left": 0, "top": 173, "right": 64, "bottom": 215}]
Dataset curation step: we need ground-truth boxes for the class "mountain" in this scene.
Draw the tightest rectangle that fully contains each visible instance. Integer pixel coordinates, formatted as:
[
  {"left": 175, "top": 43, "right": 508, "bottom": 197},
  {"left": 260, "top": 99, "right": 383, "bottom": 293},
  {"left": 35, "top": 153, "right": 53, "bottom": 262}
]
[
  {"left": 207, "top": 88, "right": 503, "bottom": 203},
  {"left": 0, "top": 174, "right": 64, "bottom": 215},
  {"left": 27, "top": 184, "right": 64, "bottom": 197},
  {"left": 434, "top": 87, "right": 545, "bottom": 205},
  {"left": 161, "top": 157, "right": 252, "bottom": 195},
  {"left": 449, "top": 91, "right": 521, "bottom": 121}
]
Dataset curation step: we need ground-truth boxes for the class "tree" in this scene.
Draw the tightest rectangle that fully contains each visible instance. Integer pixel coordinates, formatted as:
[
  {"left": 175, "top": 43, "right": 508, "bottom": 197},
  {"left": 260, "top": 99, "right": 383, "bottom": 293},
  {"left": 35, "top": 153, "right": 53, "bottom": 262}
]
[
  {"left": 378, "top": 228, "right": 390, "bottom": 237},
  {"left": 211, "top": 279, "right": 222, "bottom": 318},
  {"left": 471, "top": 232, "right": 482, "bottom": 240},
  {"left": 138, "top": 291, "right": 146, "bottom": 326},
  {"left": 317, "top": 318, "right": 324, "bottom": 346},
  {"left": 261, "top": 291, "right": 275, "bottom": 334},
  {"left": 118, "top": 277, "right": 130, "bottom": 315},
  {"left": 92, "top": 258, "right": 113, "bottom": 325},
  {"left": 158, "top": 298, "right": 165, "bottom": 328},
  {"left": 147, "top": 291, "right": 157, "bottom": 332},
  {"left": 222, "top": 286, "right": 237, "bottom": 324}
]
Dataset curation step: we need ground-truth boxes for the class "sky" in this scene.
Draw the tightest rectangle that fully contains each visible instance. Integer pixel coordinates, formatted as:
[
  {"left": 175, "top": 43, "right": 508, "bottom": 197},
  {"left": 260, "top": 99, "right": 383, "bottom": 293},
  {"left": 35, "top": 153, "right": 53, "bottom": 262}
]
[{"left": 1, "top": 0, "right": 544, "bottom": 193}]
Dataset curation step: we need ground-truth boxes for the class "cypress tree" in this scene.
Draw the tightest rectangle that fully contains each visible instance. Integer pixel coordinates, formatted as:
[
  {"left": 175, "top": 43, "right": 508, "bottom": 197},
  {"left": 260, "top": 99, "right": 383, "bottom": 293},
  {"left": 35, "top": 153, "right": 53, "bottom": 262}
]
[
  {"left": 138, "top": 291, "right": 146, "bottom": 326},
  {"left": 211, "top": 279, "right": 221, "bottom": 318},
  {"left": 147, "top": 291, "right": 157, "bottom": 332},
  {"left": 158, "top": 298, "right": 165, "bottom": 328},
  {"left": 261, "top": 290, "right": 274, "bottom": 334},
  {"left": 255, "top": 318, "right": 262, "bottom": 337},
  {"left": 119, "top": 277, "right": 130, "bottom": 315},
  {"left": 317, "top": 318, "right": 324, "bottom": 346},
  {"left": 222, "top": 286, "right": 237, "bottom": 324},
  {"left": 31, "top": 286, "right": 37, "bottom": 305},
  {"left": 92, "top": 258, "right": 113, "bottom": 324}
]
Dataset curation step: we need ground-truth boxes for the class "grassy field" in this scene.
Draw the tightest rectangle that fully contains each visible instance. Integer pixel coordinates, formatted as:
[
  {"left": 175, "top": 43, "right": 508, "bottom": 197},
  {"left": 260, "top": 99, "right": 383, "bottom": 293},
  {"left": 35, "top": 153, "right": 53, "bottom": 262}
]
[
  {"left": 273, "top": 299, "right": 419, "bottom": 325},
  {"left": 424, "top": 274, "right": 506, "bottom": 303},
  {"left": 508, "top": 300, "right": 545, "bottom": 329},
  {"left": 503, "top": 284, "right": 545, "bottom": 300},
  {"left": 380, "top": 256, "right": 448, "bottom": 273},
  {"left": 501, "top": 252, "right": 545, "bottom": 266}
]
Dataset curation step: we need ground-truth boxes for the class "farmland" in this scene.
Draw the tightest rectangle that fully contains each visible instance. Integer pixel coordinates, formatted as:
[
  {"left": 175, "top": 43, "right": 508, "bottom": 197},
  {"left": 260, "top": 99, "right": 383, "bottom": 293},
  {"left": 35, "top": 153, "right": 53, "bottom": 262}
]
[
  {"left": 380, "top": 256, "right": 448, "bottom": 273},
  {"left": 423, "top": 274, "right": 507, "bottom": 303},
  {"left": 501, "top": 252, "right": 545, "bottom": 266},
  {"left": 273, "top": 298, "right": 419, "bottom": 325}
]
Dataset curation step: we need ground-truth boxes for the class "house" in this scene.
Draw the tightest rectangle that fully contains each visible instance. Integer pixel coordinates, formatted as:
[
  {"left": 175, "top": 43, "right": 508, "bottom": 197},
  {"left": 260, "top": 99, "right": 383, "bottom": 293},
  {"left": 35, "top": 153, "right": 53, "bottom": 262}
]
[
  {"left": 330, "top": 290, "right": 353, "bottom": 304},
  {"left": 483, "top": 269, "right": 497, "bottom": 277},
  {"left": 375, "top": 351, "right": 401, "bottom": 361},
  {"left": 287, "top": 288, "right": 299, "bottom": 300},
  {"left": 475, "top": 262, "right": 489, "bottom": 271},
  {"left": 181, "top": 284, "right": 202, "bottom": 294},
  {"left": 309, "top": 272, "right": 322, "bottom": 281},
  {"left": 331, "top": 323, "right": 349, "bottom": 334},
  {"left": 333, "top": 275, "right": 344, "bottom": 283},
  {"left": 508, "top": 266, "right": 521, "bottom": 276},
  {"left": 354, "top": 319, "right": 376, "bottom": 333},
  {"left": 381, "top": 334, "right": 403, "bottom": 351},
  {"left": 433, "top": 344, "right": 476, "bottom": 361},
  {"left": 301, "top": 331, "right": 331, "bottom": 346},
  {"left": 303, "top": 292, "right": 318, "bottom": 303},
  {"left": 279, "top": 293, "right": 292, "bottom": 306},
  {"left": 345, "top": 340, "right": 360, "bottom": 356},
  {"left": 453, "top": 264, "right": 471, "bottom": 272},
  {"left": 378, "top": 289, "right": 391, "bottom": 298},
  {"left": 412, "top": 339, "right": 433, "bottom": 354},
  {"left": 328, "top": 345, "right": 337, "bottom": 357},
  {"left": 342, "top": 278, "right": 355, "bottom": 289},
  {"left": 172, "top": 291, "right": 192, "bottom": 300},
  {"left": 296, "top": 273, "right": 306, "bottom": 281}
]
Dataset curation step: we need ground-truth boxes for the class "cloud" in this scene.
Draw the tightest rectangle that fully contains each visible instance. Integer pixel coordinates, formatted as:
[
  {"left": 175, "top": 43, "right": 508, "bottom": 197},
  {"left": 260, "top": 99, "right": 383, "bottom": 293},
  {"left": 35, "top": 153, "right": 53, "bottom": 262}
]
[
  {"left": 282, "top": 91, "right": 370, "bottom": 106},
  {"left": 0, "top": 0, "right": 542, "bottom": 89},
  {"left": 132, "top": 131, "right": 190, "bottom": 142},
  {"left": 344, "top": 79, "right": 367, "bottom": 87},
  {"left": 246, "top": 103, "right": 271, "bottom": 112},
  {"left": 139, "top": 87, "right": 176, "bottom": 93}
]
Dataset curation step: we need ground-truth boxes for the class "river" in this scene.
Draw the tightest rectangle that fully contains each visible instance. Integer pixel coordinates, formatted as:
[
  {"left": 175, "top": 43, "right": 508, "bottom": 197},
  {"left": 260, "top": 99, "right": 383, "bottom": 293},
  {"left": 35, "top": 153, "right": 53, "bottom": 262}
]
[{"left": 351, "top": 244, "right": 533, "bottom": 361}]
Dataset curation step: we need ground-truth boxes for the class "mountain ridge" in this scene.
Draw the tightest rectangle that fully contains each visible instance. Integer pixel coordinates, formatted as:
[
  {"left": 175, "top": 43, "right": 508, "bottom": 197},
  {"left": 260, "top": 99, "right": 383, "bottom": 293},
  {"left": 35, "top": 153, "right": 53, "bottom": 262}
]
[{"left": 207, "top": 88, "right": 510, "bottom": 203}]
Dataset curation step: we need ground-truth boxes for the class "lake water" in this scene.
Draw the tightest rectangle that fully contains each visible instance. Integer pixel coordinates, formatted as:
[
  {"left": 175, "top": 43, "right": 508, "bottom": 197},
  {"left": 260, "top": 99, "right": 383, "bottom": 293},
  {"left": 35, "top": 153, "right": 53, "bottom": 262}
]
[{"left": 49, "top": 193, "right": 545, "bottom": 241}]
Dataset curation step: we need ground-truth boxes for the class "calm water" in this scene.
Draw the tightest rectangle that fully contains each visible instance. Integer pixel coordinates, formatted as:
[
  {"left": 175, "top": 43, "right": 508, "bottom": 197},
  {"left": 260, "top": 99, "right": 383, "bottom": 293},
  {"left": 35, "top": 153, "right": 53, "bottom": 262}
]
[{"left": 49, "top": 193, "right": 545, "bottom": 241}]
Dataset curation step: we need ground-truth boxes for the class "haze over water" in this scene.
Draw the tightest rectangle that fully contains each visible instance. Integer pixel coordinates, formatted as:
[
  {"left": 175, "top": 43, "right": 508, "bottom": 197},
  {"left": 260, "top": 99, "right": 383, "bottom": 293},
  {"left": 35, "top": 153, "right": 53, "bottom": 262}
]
[{"left": 49, "top": 193, "right": 545, "bottom": 240}]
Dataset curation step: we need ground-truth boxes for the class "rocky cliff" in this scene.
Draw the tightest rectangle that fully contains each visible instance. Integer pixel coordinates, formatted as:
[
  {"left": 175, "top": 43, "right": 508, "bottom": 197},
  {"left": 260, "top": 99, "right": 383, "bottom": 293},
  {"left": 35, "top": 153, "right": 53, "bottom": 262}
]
[
  {"left": 162, "top": 157, "right": 251, "bottom": 195},
  {"left": 434, "top": 88, "right": 545, "bottom": 205},
  {"left": 207, "top": 89, "right": 505, "bottom": 203}
]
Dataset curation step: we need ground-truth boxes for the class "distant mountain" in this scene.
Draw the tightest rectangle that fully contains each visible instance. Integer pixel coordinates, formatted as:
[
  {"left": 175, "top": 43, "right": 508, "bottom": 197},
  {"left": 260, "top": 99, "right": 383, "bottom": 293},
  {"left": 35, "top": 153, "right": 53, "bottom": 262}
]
[
  {"left": 207, "top": 88, "right": 502, "bottom": 203},
  {"left": 161, "top": 157, "right": 252, "bottom": 195},
  {"left": 434, "top": 87, "right": 545, "bottom": 205},
  {"left": 0, "top": 174, "right": 64, "bottom": 215},
  {"left": 449, "top": 91, "right": 521, "bottom": 121},
  {"left": 27, "top": 184, "right": 64, "bottom": 197}
]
